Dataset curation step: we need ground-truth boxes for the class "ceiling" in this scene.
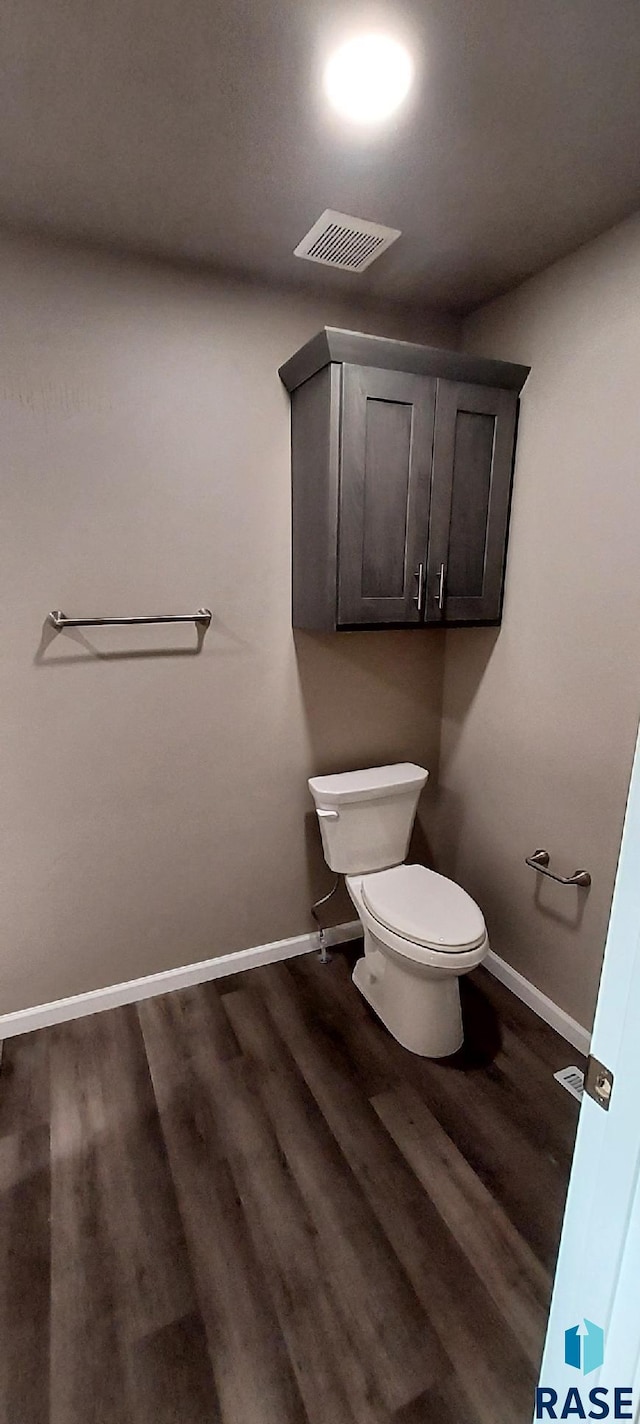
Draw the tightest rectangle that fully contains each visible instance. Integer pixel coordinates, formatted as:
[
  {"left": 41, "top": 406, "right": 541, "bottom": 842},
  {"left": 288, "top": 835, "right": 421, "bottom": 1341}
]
[{"left": 1, "top": 0, "right": 639, "bottom": 312}]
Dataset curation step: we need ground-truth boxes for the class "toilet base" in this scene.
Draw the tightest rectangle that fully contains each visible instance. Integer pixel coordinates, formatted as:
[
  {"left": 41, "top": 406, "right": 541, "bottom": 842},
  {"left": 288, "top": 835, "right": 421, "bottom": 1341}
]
[{"left": 352, "top": 941, "right": 464, "bottom": 1058}]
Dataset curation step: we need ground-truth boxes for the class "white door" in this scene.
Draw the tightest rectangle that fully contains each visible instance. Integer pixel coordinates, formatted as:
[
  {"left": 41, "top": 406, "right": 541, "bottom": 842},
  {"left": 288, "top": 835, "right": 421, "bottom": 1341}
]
[{"left": 535, "top": 723, "right": 640, "bottom": 1420}]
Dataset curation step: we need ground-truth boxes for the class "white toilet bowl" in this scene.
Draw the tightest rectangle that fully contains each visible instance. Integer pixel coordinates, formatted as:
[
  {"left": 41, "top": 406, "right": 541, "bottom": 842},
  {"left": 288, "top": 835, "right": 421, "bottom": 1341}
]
[
  {"left": 308, "top": 763, "right": 489, "bottom": 1058},
  {"left": 347, "top": 866, "right": 489, "bottom": 1057}
]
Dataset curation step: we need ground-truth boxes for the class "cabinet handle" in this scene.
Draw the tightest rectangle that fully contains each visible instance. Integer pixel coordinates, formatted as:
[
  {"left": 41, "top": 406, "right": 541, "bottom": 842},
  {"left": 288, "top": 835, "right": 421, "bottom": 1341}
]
[
  {"left": 414, "top": 563, "right": 425, "bottom": 613},
  {"left": 436, "top": 561, "right": 446, "bottom": 612}
]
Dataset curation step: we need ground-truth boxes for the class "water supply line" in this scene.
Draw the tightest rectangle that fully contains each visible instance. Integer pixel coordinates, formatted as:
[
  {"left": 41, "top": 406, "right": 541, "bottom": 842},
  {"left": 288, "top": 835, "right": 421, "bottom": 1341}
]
[{"left": 311, "top": 876, "right": 341, "bottom": 964}]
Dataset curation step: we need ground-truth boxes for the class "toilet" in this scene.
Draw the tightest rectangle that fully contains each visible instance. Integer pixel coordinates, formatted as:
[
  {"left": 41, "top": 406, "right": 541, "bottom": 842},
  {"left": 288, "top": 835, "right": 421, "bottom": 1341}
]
[{"left": 308, "top": 763, "right": 489, "bottom": 1057}]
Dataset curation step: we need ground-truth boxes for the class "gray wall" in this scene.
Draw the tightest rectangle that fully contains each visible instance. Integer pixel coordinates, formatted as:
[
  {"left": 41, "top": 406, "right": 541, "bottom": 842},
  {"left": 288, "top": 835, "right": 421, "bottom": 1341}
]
[
  {"left": 436, "top": 212, "right": 640, "bottom": 1031},
  {"left": 4, "top": 215, "right": 638, "bottom": 1028},
  {"left": 0, "top": 231, "right": 457, "bottom": 1014}
]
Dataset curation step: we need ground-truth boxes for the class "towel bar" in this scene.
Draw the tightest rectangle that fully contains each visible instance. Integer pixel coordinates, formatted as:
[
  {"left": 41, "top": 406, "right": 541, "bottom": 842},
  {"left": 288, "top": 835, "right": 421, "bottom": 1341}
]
[{"left": 48, "top": 608, "right": 212, "bottom": 630}]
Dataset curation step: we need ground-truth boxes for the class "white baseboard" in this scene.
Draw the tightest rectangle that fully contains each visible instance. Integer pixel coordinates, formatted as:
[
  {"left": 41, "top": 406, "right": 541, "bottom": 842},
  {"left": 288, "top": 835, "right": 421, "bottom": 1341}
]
[
  {"left": 0, "top": 920, "right": 362, "bottom": 1041},
  {"left": 484, "top": 949, "right": 591, "bottom": 1057},
  {"left": 0, "top": 926, "right": 590, "bottom": 1058}
]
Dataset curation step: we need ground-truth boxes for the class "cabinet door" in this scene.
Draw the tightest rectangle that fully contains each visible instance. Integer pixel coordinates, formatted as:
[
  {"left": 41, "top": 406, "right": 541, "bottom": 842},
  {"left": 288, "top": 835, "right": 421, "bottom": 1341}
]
[
  {"left": 426, "top": 381, "right": 518, "bottom": 624},
  {"left": 337, "top": 365, "right": 436, "bottom": 625}
]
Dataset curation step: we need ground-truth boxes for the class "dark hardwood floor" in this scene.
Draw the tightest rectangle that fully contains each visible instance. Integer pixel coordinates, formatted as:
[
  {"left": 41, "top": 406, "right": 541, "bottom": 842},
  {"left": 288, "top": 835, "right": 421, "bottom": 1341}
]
[{"left": 0, "top": 946, "right": 583, "bottom": 1424}]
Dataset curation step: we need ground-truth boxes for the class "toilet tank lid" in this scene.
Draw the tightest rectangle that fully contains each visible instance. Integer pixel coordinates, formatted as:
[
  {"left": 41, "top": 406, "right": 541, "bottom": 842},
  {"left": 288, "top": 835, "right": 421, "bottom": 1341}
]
[{"left": 308, "top": 763, "right": 428, "bottom": 806}]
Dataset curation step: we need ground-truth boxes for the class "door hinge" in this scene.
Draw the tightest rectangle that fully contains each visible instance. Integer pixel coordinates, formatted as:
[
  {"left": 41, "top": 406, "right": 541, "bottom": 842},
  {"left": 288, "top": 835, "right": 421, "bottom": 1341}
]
[{"left": 585, "top": 1055, "right": 614, "bottom": 1111}]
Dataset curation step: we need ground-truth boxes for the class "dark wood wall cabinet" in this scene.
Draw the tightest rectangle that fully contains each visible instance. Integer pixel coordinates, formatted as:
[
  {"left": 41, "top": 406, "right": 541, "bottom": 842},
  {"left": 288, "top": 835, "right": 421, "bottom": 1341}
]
[{"left": 279, "top": 328, "right": 530, "bottom": 630}]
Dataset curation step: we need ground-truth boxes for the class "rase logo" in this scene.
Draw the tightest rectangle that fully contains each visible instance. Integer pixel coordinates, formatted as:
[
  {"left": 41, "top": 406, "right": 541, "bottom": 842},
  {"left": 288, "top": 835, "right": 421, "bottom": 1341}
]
[
  {"left": 535, "top": 1321, "right": 634, "bottom": 1420},
  {"left": 565, "top": 1320, "right": 605, "bottom": 1375}
]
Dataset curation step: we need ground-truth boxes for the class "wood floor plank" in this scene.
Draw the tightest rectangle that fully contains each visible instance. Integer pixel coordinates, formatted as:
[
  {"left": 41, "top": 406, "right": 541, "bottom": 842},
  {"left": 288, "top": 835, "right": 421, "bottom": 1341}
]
[
  {"left": 49, "top": 1021, "right": 130, "bottom": 1424},
  {"left": 126, "top": 1313, "right": 220, "bottom": 1424},
  {"left": 2, "top": 942, "right": 576, "bottom": 1424},
  {"left": 392, "top": 1373, "right": 482, "bottom": 1424},
  {"left": 288, "top": 956, "right": 397, "bottom": 1099},
  {"left": 252, "top": 961, "right": 536, "bottom": 1424},
  {"left": 138, "top": 993, "right": 307, "bottom": 1424},
  {"left": 0, "top": 1126, "right": 50, "bottom": 1424},
  {"left": 292, "top": 952, "right": 573, "bottom": 1271},
  {"left": 213, "top": 971, "right": 258, "bottom": 997},
  {"left": 223, "top": 982, "right": 442, "bottom": 1415},
  {"left": 0, "top": 1027, "right": 50, "bottom": 1137},
  {"left": 180, "top": 980, "right": 243, "bottom": 1062},
  {"left": 169, "top": 985, "right": 376, "bottom": 1424},
  {"left": 471, "top": 967, "right": 587, "bottom": 1074},
  {"left": 458, "top": 978, "right": 579, "bottom": 1167},
  {"left": 372, "top": 1080, "right": 549, "bottom": 1368},
  {"left": 81, "top": 1006, "right": 197, "bottom": 1343},
  {"left": 402, "top": 1055, "right": 569, "bottom": 1270},
  {"left": 463, "top": 975, "right": 583, "bottom": 1161},
  {"left": 202, "top": 1060, "right": 369, "bottom": 1424}
]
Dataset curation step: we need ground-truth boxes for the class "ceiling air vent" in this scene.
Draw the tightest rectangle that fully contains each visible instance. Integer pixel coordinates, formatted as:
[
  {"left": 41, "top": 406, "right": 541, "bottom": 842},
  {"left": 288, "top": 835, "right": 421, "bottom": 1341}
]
[{"left": 294, "top": 209, "right": 401, "bottom": 272}]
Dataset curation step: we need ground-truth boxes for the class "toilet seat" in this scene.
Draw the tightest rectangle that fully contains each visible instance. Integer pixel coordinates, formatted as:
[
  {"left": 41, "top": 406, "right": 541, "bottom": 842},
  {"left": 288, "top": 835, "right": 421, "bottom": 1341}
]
[{"left": 361, "top": 864, "right": 486, "bottom": 956}]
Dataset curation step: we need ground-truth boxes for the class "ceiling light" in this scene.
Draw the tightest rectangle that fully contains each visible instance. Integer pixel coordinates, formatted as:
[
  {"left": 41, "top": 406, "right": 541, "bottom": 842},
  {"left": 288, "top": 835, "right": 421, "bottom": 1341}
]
[{"left": 324, "top": 33, "right": 414, "bottom": 125}]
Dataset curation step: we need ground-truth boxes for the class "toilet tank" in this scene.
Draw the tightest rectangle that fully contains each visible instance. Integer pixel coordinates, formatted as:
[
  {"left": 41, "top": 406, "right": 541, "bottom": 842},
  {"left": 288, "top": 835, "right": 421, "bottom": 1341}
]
[{"left": 308, "top": 763, "right": 429, "bottom": 874}]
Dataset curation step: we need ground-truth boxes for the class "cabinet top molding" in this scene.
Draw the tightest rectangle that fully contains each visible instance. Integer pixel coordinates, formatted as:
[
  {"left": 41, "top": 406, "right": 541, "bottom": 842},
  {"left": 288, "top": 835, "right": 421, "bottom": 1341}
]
[{"left": 279, "top": 327, "right": 530, "bottom": 396}]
